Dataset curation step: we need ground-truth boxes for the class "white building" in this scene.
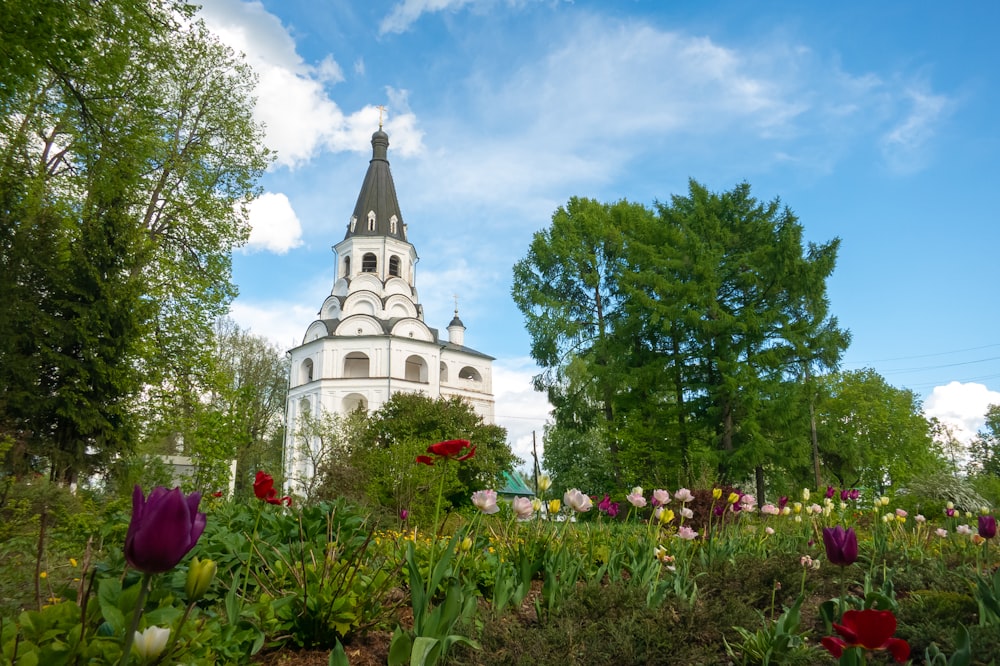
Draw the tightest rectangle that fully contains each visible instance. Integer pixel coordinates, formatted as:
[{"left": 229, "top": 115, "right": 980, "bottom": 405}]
[{"left": 283, "top": 127, "right": 495, "bottom": 487}]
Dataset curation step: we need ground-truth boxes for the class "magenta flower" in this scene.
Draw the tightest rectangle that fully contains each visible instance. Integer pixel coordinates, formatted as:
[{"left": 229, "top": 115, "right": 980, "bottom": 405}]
[
  {"left": 825, "top": 485, "right": 836, "bottom": 499},
  {"left": 399, "top": 509, "right": 409, "bottom": 521},
  {"left": 979, "top": 515, "right": 997, "bottom": 539},
  {"left": 778, "top": 495, "right": 789, "bottom": 509},
  {"left": 125, "top": 486, "right": 206, "bottom": 574},
  {"left": 822, "top": 526, "right": 858, "bottom": 567}
]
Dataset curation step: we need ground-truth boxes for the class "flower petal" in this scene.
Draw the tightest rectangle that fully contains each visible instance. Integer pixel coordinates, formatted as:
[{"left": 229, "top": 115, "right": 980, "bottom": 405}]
[
  {"left": 886, "top": 637, "right": 910, "bottom": 663},
  {"left": 820, "top": 636, "right": 846, "bottom": 658},
  {"left": 416, "top": 455, "right": 435, "bottom": 465}
]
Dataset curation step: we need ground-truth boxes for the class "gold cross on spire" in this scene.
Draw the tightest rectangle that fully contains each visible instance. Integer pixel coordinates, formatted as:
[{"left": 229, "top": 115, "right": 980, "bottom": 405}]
[{"left": 377, "top": 104, "right": 386, "bottom": 129}]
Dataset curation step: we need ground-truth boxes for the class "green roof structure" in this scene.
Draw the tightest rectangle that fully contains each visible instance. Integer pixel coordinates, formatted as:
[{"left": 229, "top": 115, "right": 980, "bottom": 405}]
[{"left": 499, "top": 470, "right": 534, "bottom": 497}]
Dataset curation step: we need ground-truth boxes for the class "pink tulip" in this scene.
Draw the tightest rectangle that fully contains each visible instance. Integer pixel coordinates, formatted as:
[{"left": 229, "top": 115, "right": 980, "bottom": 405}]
[
  {"left": 512, "top": 496, "right": 534, "bottom": 521},
  {"left": 472, "top": 489, "right": 500, "bottom": 514}
]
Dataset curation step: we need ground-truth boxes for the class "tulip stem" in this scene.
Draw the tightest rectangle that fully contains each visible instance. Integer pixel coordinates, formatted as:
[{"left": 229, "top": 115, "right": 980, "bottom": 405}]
[{"left": 119, "top": 572, "right": 152, "bottom": 666}]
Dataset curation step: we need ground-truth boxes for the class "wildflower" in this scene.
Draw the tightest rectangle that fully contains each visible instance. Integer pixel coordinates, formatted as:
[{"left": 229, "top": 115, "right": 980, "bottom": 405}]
[
  {"left": 133, "top": 626, "right": 171, "bottom": 662},
  {"left": 822, "top": 526, "right": 858, "bottom": 566},
  {"left": 652, "top": 489, "right": 671, "bottom": 506},
  {"left": 712, "top": 488, "right": 722, "bottom": 500},
  {"left": 548, "top": 499, "right": 561, "bottom": 515},
  {"left": 676, "top": 525, "right": 698, "bottom": 540},
  {"left": 935, "top": 528, "right": 948, "bottom": 538},
  {"left": 626, "top": 487, "right": 647, "bottom": 508},
  {"left": 563, "top": 488, "right": 593, "bottom": 512},
  {"left": 512, "top": 496, "right": 534, "bottom": 521},
  {"left": 39, "top": 571, "right": 47, "bottom": 579},
  {"left": 821, "top": 609, "right": 909, "bottom": 662},
  {"left": 957, "top": 524, "right": 973, "bottom": 536},
  {"left": 537, "top": 475, "right": 552, "bottom": 493},
  {"left": 253, "top": 472, "right": 291, "bottom": 506},
  {"left": 472, "top": 489, "right": 500, "bottom": 515},
  {"left": 125, "top": 486, "right": 206, "bottom": 574},
  {"left": 674, "top": 488, "right": 694, "bottom": 503},
  {"left": 979, "top": 515, "right": 997, "bottom": 540},
  {"left": 417, "top": 439, "right": 476, "bottom": 464},
  {"left": 185, "top": 557, "right": 217, "bottom": 602}
]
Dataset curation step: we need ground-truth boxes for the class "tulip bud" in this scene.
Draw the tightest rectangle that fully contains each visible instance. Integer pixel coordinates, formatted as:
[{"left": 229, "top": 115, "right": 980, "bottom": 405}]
[
  {"left": 801, "top": 488, "right": 810, "bottom": 501},
  {"left": 537, "top": 475, "right": 552, "bottom": 493},
  {"left": 727, "top": 492, "right": 740, "bottom": 505},
  {"left": 185, "top": 557, "right": 217, "bottom": 601},
  {"left": 548, "top": 499, "right": 561, "bottom": 514},
  {"left": 712, "top": 488, "right": 722, "bottom": 500},
  {"left": 133, "top": 626, "right": 170, "bottom": 661},
  {"left": 460, "top": 537, "right": 473, "bottom": 552}
]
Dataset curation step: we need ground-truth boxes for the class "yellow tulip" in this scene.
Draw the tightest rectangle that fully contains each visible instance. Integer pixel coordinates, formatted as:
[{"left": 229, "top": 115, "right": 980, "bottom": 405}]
[
  {"left": 712, "top": 488, "right": 723, "bottom": 500},
  {"left": 548, "top": 499, "right": 561, "bottom": 514}
]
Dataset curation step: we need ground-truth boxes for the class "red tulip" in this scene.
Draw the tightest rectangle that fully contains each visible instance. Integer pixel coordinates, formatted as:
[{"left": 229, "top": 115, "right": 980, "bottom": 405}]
[
  {"left": 415, "top": 439, "right": 475, "bottom": 465},
  {"left": 254, "top": 471, "right": 291, "bottom": 506},
  {"left": 821, "top": 609, "right": 909, "bottom": 662},
  {"left": 125, "top": 486, "right": 206, "bottom": 574}
]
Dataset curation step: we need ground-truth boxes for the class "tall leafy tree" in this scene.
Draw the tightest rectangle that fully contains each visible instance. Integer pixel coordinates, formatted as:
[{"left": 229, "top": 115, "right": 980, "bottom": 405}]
[
  {"left": 0, "top": 0, "right": 269, "bottom": 482},
  {"left": 512, "top": 197, "right": 651, "bottom": 483},
  {"left": 816, "top": 369, "right": 941, "bottom": 490}
]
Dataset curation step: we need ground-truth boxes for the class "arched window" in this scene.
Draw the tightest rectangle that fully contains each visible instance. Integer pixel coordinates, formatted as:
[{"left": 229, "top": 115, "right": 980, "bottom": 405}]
[
  {"left": 300, "top": 358, "right": 314, "bottom": 384},
  {"left": 344, "top": 352, "right": 370, "bottom": 378},
  {"left": 459, "top": 366, "right": 482, "bottom": 383},
  {"left": 343, "top": 393, "right": 368, "bottom": 413},
  {"left": 361, "top": 253, "right": 377, "bottom": 273},
  {"left": 439, "top": 362, "right": 449, "bottom": 382},
  {"left": 389, "top": 255, "right": 400, "bottom": 277},
  {"left": 343, "top": 256, "right": 351, "bottom": 277},
  {"left": 390, "top": 215, "right": 398, "bottom": 234},
  {"left": 299, "top": 398, "right": 311, "bottom": 419},
  {"left": 349, "top": 216, "right": 357, "bottom": 232},
  {"left": 404, "top": 355, "right": 428, "bottom": 383},
  {"left": 367, "top": 210, "right": 376, "bottom": 231}
]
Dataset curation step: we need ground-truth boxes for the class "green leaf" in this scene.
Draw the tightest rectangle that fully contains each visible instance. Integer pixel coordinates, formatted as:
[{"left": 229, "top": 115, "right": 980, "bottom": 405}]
[{"left": 329, "top": 639, "right": 351, "bottom": 666}]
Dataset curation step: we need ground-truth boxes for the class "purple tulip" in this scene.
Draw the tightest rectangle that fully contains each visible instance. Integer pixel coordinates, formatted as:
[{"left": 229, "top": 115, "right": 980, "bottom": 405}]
[
  {"left": 125, "top": 486, "right": 206, "bottom": 574},
  {"left": 825, "top": 485, "right": 836, "bottom": 499},
  {"left": 778, "top": 495, "right": 788, "bottom": 509},
  {"left": 979, "top": 515, "right": 997, "bottom": 540},
  {"left": 822, "top": 526, "right": 858, "bottom": 567}
]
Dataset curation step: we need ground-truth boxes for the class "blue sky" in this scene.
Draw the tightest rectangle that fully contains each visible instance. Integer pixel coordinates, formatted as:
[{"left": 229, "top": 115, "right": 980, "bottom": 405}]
[{"left": 197, "top": 0, "right": 1000, "bottom": 465}]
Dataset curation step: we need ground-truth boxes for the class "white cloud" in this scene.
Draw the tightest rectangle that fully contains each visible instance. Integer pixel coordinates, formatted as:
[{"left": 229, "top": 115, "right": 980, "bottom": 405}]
[
  {"left": 924, "top": 381, "right": 1000, "bottom": 444},
  {"left": 493, "top": 357, "right": 552, "bottom": 470},
  {"left": 196, "top": 0, "right": 424, "bottom": 167},
  {"left": 245, "top": 192, "right": 303, "bottom": 254},
  {"left": 229, "top": 300, "right": 319, "bottom": 351},
  {"left": 880, "top": 87, "right": 951, "bottom": 173},
  {"left": 380, "top": 0, "right": 476, "bottom": 35}
]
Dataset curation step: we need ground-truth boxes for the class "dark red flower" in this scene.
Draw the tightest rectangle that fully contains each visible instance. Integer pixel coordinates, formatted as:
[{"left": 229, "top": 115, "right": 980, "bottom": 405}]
[
  {"left": 125, "top": 486, "right": 206, "bottom": 574},
  {"left": 980, "top": 514, "right": 997, "bottom": 539},
  {"left": 212, "top": 491, "right": 224, "bottom": 498},
  {"left": 254, "top": 471, "right": 276, "bottom": 500},
  {"left": 254, "top": 471, "right": 291, "bottom": 506},
  {"left": 416, "top": 439, "right": 475, "bottom": 464},
  {"left": 821, "top": 609, "right": 909, "bottom": 662},
  {"left": 823, "top": 525, "right": 858, "bottom": 566}
]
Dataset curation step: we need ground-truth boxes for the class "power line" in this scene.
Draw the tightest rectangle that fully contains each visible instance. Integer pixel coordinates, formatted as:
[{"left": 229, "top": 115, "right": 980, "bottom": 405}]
[{"left": 846, "top": 343, "right": 1000, "bottom": 365}]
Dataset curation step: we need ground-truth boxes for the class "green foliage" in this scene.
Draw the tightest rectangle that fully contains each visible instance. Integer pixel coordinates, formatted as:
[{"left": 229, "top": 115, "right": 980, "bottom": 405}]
[
  {"left": 514, "top": 185, "right": 849, "bottom": 496},
  {"left": 0, "top": 0, "right": 270, "bottom": 484},
  {"left": 344, "top": 393, "right": 516, "bottom": 525},
  {"left": 725, "top": 595, "right": 817, "bottom": 665}
]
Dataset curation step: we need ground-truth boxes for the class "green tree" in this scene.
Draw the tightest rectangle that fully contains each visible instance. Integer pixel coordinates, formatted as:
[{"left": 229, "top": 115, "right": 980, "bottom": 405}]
[
  {"left": 512, "top": 197, "right": 652, "bottom": 484},
  {"left": 816, "top": 369, "right": 941, "bottom": 490},
  {"left": 0, "top": 0, "right": 269, "bottom": 483},
  {"left": 346, "top": 393, "right": 516, "bottom": 524},
  {"left": 969, "top": 404, "right": 1000, "bottom": 478}
]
